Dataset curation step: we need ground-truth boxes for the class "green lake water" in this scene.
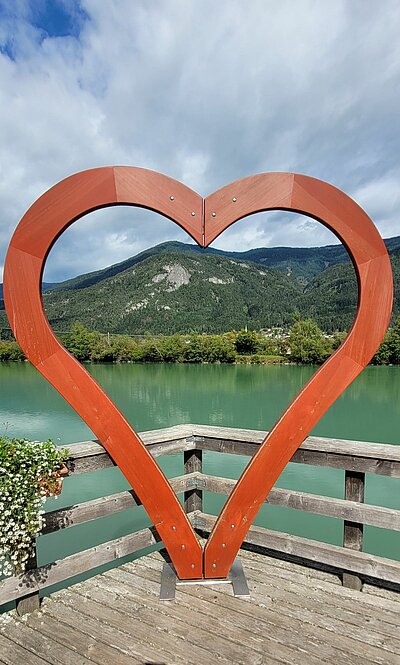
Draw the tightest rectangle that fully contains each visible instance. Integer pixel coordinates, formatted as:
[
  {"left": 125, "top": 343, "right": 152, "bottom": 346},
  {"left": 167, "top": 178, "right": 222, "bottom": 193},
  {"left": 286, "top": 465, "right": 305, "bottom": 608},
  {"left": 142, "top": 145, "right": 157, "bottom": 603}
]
[{"left": 0, "top": 361, "right": 399, "bottom": 604}]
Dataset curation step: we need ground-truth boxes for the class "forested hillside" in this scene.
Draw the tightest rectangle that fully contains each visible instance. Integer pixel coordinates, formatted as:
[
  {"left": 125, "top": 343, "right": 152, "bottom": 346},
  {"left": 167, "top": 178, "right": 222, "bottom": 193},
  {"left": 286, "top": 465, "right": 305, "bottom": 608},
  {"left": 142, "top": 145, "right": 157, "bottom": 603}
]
[
  {"left": 42, "top": 252, "right": 302, "bottom": 334},
  {"left": 0, "top": 238, "right": 399, "bottom": 335},
  {"left": 41, "top": 236, "right": 400, "bottom": 291}
]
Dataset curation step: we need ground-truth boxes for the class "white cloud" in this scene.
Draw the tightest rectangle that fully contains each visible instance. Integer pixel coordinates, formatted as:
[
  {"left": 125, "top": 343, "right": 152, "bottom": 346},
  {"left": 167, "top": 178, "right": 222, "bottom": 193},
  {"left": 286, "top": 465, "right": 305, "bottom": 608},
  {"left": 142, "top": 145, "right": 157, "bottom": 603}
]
[{"left": 0, "top": 0, "right": 399, "bottom": 281}]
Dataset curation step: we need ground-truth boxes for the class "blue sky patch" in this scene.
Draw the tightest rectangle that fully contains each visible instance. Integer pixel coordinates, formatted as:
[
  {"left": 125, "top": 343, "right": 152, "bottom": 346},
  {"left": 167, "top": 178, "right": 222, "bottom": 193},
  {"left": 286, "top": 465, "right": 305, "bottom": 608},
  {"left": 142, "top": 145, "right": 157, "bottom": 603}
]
[{"left": 29, "top": 0, "right": 88, "bottom": 39}]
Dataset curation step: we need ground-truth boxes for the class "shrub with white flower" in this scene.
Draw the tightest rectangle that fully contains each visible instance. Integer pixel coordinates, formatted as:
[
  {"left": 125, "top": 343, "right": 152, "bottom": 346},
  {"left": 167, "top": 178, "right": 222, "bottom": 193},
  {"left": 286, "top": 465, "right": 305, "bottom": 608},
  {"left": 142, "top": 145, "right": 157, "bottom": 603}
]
[{"left": 0, "top": 436, "right": 69, "bottom": 577}]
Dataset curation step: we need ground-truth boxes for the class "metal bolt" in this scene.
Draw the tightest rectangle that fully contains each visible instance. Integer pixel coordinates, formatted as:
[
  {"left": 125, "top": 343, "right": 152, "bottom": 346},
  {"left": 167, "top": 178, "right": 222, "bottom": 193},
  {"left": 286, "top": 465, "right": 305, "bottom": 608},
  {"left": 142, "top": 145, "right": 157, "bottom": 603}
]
[
  {"left": 222, "top": 543, "right": 226, "bottom": 548},
  {"left": 181, "top": 544, "right": 186, "bottom": 550},
  {"left": 211, "top": 212, "right": 216, "bottom": 217},
  {"left": 172, "top": 525, "right": 176, "bottom": 531},
  {"left": 212, "top": 563, "right": 217, "bottom": 569},
  {"left": 232, "top": 197, "right": 237, "bottom": 202},
  {"left": 231, "top": 524, "right": 235, "bottom": 529},
  {"left": 191, "top": 564, "right": 195, "bottom": 569},
  {"left": 191, "top": 211, "right": 196, "bottom": 216},
  {"left": 170, "top": 195, "right": 175, "bottom": 201}
]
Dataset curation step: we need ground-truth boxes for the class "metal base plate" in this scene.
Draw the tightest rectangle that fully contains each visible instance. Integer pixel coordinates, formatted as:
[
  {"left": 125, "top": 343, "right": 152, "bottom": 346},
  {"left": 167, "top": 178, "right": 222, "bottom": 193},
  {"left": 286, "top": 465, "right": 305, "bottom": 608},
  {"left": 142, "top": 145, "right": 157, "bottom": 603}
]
[{"left": 160, "top": 558, "right": 250, "bottom": 600}]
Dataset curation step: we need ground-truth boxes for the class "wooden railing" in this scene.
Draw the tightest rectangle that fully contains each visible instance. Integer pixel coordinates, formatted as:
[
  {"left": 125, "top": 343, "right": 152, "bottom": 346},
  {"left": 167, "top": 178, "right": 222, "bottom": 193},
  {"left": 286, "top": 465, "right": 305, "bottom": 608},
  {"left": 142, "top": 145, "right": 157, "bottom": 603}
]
[{"left": 1, "top": 424, "right": 399, "bottom": 615}]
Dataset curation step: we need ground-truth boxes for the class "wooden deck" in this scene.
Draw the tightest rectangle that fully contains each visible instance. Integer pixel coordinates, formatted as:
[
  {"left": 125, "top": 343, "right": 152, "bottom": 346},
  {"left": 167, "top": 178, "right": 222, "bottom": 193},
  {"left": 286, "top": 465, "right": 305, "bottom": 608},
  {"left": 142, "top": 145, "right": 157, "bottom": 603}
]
[{"left": 1, "top": 548, "right": 399, "bottom": 665}]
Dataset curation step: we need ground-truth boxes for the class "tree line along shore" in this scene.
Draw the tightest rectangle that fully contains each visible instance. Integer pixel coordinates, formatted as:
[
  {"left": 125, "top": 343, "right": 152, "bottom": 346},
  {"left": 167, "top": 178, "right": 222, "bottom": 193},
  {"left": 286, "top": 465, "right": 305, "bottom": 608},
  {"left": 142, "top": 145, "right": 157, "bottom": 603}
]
[{"left": 1, "top": 316, "right": 400, "bottom": 366}]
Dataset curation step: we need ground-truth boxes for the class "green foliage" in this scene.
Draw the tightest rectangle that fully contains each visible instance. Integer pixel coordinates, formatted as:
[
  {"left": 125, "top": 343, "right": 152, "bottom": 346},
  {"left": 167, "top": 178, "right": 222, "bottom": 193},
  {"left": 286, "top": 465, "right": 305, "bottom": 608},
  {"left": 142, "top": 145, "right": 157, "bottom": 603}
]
[
  {"left": 0, "top": 437, "right": 68, "bottom": 576},
  {"left": 183, "top": 335, "right": 207, "bottom": 363},
  {"left": 39, "top": 236, "right": 399, "bottom": 295},
  {"left": 41, "top": 251, "right": 303, "bottom": 334},
  {"left": 4, "top": 317, "right": 400, "bottom": 366},
  {"left": 372, "top": 317, "right": 400, "bottom": 365},
  {"left": 372, "top": 336, "right": 392, "bottom": 365},
  {"left": 331, "top": 331, "right": 347, "bottom": 350},
  {"left": 64, "top": 322, "right": 100, "bottom": 361},
  {"left": 0, "top": 341, "right": 25, "bottom": 361},
  {"left": 234, "top": 330, "right": 259, "bottom": 354},
  {"left": 289, "top": 318, "right": 333, "bottom": 364},
  {"left": 2, "top": 238, "right": 400, "bottom": 336},
  {"left": 159, "top": 335, "right": 186, "bottom": 363},
  {"left": 110, "top": 336, "right": 141, "bottom": 362}
]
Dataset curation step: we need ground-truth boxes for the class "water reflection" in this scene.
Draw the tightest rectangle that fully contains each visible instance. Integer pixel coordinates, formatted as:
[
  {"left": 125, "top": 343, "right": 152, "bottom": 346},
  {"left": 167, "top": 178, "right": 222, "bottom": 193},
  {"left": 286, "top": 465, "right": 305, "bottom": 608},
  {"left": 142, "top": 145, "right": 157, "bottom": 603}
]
[{"left": 1, "top": 361, "right": 399, "bottom": 444}]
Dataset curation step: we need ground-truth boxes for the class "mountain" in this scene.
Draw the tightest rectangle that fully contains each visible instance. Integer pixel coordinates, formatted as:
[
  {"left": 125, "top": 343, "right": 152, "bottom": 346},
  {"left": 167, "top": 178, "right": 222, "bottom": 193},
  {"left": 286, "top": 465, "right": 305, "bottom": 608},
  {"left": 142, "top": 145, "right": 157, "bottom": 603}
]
[
  {"left": 1, "top": 237, "right": 399, "bottom": 335},
  {"left": 40, "top": 242, "right": 400, "bottom": 334},
  {"left": 42, "top": 252, "right": 303, "bottom": 334},
  {"left": 302, "top": 247, "right": 400, "bottom": 332},
  {"left": 2, "top": 236, "right": 400, "bottom": 296},
  {"left": 41, "top": 235, "right": 400, "bottom": 291}
]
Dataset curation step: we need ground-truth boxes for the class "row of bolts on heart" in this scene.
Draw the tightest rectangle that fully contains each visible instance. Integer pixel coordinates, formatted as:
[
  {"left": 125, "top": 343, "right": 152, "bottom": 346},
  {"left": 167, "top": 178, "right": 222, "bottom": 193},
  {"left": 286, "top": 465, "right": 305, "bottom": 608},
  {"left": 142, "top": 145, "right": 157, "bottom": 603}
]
[
  {"left": 171, "top": 523, "right": 237, "bottom": 570},
  {"left": 168, "top": 192, "right": 239, "bottom": 570},
  {"left": 168, "top": 194, "right": 238, "bottom": 216}
]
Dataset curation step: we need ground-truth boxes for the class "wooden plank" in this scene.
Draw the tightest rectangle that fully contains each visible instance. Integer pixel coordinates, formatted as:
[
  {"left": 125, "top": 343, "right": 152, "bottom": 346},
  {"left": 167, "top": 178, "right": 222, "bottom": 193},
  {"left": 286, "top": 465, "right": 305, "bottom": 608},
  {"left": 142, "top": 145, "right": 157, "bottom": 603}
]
[
  {"left": 0, "top": 614, "right": 93, "bottom": 665},
  {"left": 189, "top": 424, "right": 400, "bottom": 460},
  {"left": 42, "top": 489, "right": 142, "bottom": 533},
  {"left": 184, "top": 450, "right": 203, "bottom": 513},
  {"left": 61, "top": 586, "right": 239, "bottom": 665},
  {"left": 199, "top": 473, "right": 400, "bottom": 531},
  {"left": 128, "top": 555, "right": 400, "bottom": 665},
  {"left": 42, "top": 473, "right": 194, "bottom": 534},
  {"left": 300, "top": 435, "right": 400, "bottom": 461},
  {"left": 61, "top": 424, "right": 400, "bottom": 476},
  {"left": 24, "top": 602, "right": 145, "bottom": 665},
  {"left": 0, "top": 523, "right": 163, "bottom": 605},
  {"left": 139, "top": 423, "right": 194, "bottom": 443},
  {"left": 151, "top": 545, "right": 400, "bottom": 617},
  {"left": 229, "top": 556, "right": 400, "bottom": 648},
  {"left": 42, "top": 592, "right": 196, "bottom": 665},
  {"left": 290, "top": 449, "right": 400, "bottom": 477},
  {"left": 195, "top": 435, "right": 260, "bottom": 457},
  {"left": 343, "top": 470, "right": 365, "bottom": 590},
  {"left": 0, "top": 632, "right": 55, "bottom": 665},
  {"left": 195, "top": 435, "right": 400, "bottom": 476},
  {"left": 62, "top": 423, "right": 400, "bottom": 464},
  {"left": 65, "top": 435, "right": 192, "bottom": 475},
  {"left": 76, "top": 585, "right": 236, "bottom": 665},
  {"left": 66, "top": 451, "right": 115, "bottom": 475},
  {"left": 235, "top": 547, "right": 400, "bottom": 620},
  {"left": 102, "top": 565, "right": 333, "bottom": 665},
  {"left": 145, "top": 550, "right": 400, "bottom": 634},
  {"left": 194, "top": 512, "right": 400, "bottom": 585},
  {"left": 146, "top": 437, "right": 195, "bottom": 457},
  {"left": 134, "top": 555, "right": 400, "bottom": 663},
  {"left": 63, "top": 423, "right": 193, "bottom": 457},
  {"left": 98, "top": 570, "right": 323, "bottom": 665},
  {"left": 239, "top": 568, "right": 400, "bottom": 660}
]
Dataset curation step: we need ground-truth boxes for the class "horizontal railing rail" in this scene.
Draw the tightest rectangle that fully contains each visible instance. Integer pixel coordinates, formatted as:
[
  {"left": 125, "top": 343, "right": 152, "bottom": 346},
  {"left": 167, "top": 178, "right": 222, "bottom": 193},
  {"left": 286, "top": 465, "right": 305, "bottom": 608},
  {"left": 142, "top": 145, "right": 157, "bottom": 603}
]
[
  {"left": 2, "top": 424, "right": 399, "bottom": 615},
  {"left": 66, "top": 424, "right": 400, "bottom": 477}
]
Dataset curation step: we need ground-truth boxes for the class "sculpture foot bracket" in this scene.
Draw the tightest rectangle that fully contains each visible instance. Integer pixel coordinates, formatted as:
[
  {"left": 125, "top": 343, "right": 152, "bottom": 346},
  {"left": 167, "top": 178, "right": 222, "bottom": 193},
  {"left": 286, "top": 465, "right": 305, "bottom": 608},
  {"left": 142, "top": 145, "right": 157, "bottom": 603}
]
[{"left": 160, "top": 558, "right": 250, "bottom": 601}]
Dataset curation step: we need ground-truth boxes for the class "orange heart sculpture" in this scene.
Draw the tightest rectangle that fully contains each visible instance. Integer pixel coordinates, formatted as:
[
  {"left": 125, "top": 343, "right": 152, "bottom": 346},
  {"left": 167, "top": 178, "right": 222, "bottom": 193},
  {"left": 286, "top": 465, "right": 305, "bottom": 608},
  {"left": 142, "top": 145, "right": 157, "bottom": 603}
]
[{"left": 3, "top": 168, "right": 393, "bottom": 580}]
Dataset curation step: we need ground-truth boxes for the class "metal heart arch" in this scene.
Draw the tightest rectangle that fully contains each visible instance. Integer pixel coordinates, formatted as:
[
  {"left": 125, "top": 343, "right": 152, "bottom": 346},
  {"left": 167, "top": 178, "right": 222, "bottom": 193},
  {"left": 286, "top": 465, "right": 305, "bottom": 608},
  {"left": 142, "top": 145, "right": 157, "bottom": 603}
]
[{"left": 3, "top": 167, "right": 393, "bottom": 580}]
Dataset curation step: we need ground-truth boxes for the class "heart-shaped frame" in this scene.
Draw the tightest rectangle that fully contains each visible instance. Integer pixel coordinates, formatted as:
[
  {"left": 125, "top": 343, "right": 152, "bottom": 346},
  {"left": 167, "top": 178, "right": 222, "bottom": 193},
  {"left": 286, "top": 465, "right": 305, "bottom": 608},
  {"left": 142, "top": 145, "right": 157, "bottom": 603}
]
[{"left": 3, "top": 168, "right": 393, "bottom": 580}]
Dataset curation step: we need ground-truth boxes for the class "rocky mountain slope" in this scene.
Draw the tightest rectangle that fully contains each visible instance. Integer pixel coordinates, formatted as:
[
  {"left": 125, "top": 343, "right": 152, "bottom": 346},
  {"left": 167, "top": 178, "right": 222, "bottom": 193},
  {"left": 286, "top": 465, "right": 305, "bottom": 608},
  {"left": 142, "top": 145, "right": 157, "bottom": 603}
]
[
  {"left": 1, "top": 237, "right": 399, "bottom": 334},
  {"left": 43, "top": 236, "right": 400, "bottom": 291},
  {"left": 42, "top": 252, "right": 303, "bottom": 334}
]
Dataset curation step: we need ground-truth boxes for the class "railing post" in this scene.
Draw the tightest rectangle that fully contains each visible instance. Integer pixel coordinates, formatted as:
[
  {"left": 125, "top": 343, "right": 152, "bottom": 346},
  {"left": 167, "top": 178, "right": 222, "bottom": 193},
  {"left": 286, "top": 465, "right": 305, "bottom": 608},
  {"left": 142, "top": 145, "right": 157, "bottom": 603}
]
[
  {"left": 16, "top": 547, "right": 40, "bottom": 615},
  {"left": 184, "top": 447, "right": 203, "bottom": 513},
  {"left": 342, "top": 470, "right": 365, "bottom": 590}
]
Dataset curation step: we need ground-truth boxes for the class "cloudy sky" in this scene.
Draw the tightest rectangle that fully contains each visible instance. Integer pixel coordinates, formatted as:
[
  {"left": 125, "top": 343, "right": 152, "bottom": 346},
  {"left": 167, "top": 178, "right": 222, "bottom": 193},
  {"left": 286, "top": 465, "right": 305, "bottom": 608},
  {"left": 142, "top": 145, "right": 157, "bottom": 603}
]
[{"left": 0, "top": 0, "right": 399, "bottom": 282}]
